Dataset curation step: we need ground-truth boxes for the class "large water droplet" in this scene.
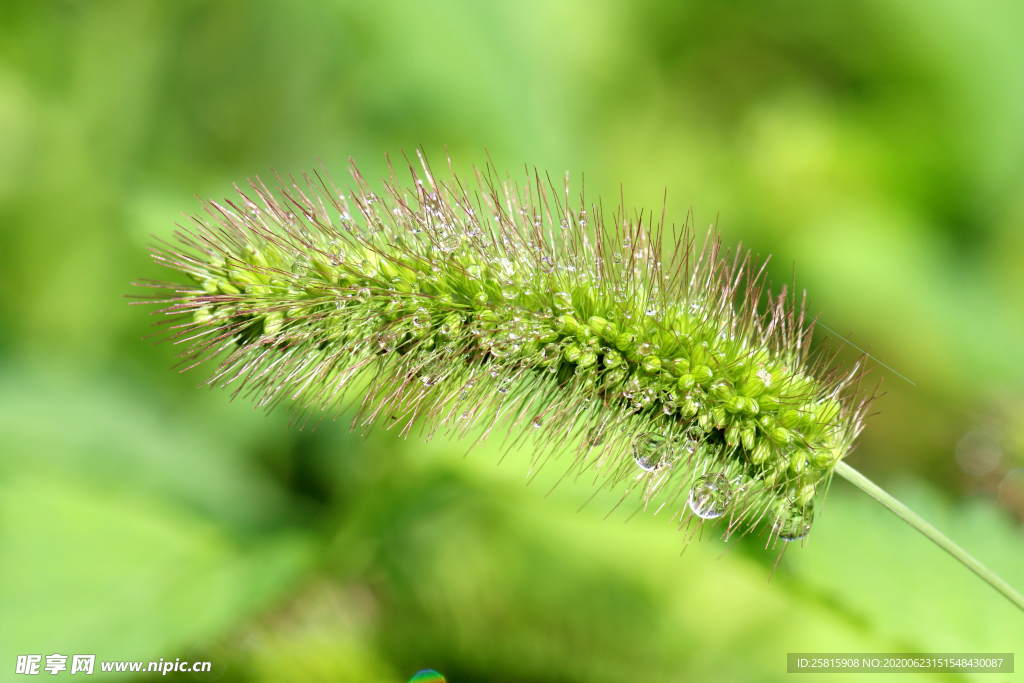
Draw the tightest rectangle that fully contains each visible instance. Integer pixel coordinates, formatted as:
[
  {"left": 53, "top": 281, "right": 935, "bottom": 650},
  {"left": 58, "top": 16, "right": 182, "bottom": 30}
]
[
  {"left": 291, "top": 256, "right": 309, "bottom": 275},
  {"left": 376, "top": 332, "right": 397, "bottom": 352},
  {"left": 687, "top": 473, "right": 732, "bottom": 519},
  {"left": 437, "top": 231, "right": 460, "bottom": 253},
  {"left": 355, "top": 287, "right": 371, "bottom": 303},
  {"left": 327, "top": 240, "right": 344, "bottom": 263},
  {"left": 682, "top": 426, "right": 702, "bottom": 455},
  {"left": 552, "top": 291, "right": 572, "bottom": 311},
  {"left": 532, "top": 416, "right": 544, "bottom": 428},
  {"left": 412, "top": 308, "right": 431, "bottom": 328},
  {"left": 489, "top": 337, "right": 512, "bottom": 358},
  {"left": 541, "top": 343, "right": 560, "bottom": 363},
  {"left": 774, "top": 500, "right": 814, "bottom": 541},
  {"left": 632, "top": 433, "right": 671, "bottom": 472}
]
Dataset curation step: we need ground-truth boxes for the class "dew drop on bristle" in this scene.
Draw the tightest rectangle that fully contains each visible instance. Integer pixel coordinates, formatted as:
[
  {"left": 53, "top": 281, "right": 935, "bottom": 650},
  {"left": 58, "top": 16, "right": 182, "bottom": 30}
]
[
  {"left": 632, "top": 432, "right": 671, "bottom": 472},
  {"left": 437, "top": 231, "right": 460, "bottom": 253},
  {"left": 291, "top": 257, "right": 309, "bottom": 275},
  {"left": 587, "top": 426, "right": 606, "bottom": 447},
  {"left": 412, "top": 308, "right": 431, "bottom": 328},
  {"left": 687, "top": 473, "right": 732, "bottom": 519},
  {"left": 376, "top": 332, "right": 397, "bottom": 352},
  {"left": 489, "top": 338, "right": 512, "bottom": 358},
  {"left": 355, "top": 288, "right": 371, "bottom": 303},
  {"left": 774, "top": 500, "right": 814, "bottom": 541},
  {"left": 327, "top": 240, "right": 344, "bottom": 264},
  {"left": 553, "top": 291, "right": 572, "bottom": 310},
  {"left": 682, "top": 426, "right": 702, "bottom": 455},
  {"left": 532, "top": 416, "right": 544, "bottom": 428}
]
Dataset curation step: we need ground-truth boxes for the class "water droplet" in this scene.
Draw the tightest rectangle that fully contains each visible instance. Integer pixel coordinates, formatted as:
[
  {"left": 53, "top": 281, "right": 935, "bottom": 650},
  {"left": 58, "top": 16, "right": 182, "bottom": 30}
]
[
  {"left": 682, "top": 426, "right": 702, "bottom": 455},
  {"left": 355, "top": 287, "right": 371, "bottom": 303},
  {"left": 501, "top": 284, "right": 518, "bottom": 300},
  {"left": 644, "top": 304, "right": 658, "bottom": 317},
  {"left": 532, "top": 416, "right": 544, "bottom": 428},
  {"left": 587, "top": 425, "right": 606, "bottom": 447},
  {"left": 412, "top": 308, "right": 431, "bottom": 328},
  {"left": 687, "top": 473, "right": 732, "bottom": 519},
  {"left": 290, "top": 256, "right": 309, "bottom": 275},
  {"left": 437, "top": 231, "right": 460, "bottom": 253},
  {"left": 552, "top": 291, "right": 572, "bottom": 310},
  {"left": 638, "top": 342, "right": 654, "bottom": 356},
  {"left": 559, "top": 218, "right": 569, "bottom": 230},
  {"left": 490, "top": 338, "right": 512, "bottom": 358},
  {"left": 541, "top": 343, "right": 560, "bottom": 363},
  {"left": 632, "top": 433, "right": 671, "bottom": 472},
  {"left": 774, "top": 500, "right": 814, "bottom": 541},
  {"left": 376, "top": 332, "right": 398, "bottom": 352},
  {"left": 579, "top": 209, "right": 588, "bottom": 227},
  {"left": 327, "top": 240, "right": 344, "bottom": 264},
  {"left": 497, "top": 377, "right": 512, "bottom": 394},
  {"left": 623, "top": 236, "right": 632, "bottom": 249},
  {"left": 612, "top": 252, "right": 622, "bottom": 264}
]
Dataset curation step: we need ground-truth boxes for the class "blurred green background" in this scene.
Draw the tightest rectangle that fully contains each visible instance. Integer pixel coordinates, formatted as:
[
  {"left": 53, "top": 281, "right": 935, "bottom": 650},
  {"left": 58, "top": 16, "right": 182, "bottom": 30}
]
[{"left": 2, "top": 0, "right": 1024, "bottom": 681}]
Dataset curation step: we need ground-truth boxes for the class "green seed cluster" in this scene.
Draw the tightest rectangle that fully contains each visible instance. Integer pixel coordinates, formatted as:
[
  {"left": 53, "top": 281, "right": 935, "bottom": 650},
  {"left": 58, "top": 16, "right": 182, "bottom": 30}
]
[{"left": 140, "top": 156, "right": 872, "bottom": 543}]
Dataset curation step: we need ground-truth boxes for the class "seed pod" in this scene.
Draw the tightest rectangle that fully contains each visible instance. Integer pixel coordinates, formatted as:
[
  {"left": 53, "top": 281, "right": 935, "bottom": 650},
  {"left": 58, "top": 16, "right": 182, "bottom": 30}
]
[{"left": 691, "top": 365, "right": 713, "bottom": 384}]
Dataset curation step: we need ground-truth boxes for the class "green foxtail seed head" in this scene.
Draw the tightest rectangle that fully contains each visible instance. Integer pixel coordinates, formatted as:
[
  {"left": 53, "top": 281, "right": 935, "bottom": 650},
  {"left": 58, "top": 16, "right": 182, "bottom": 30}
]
[{"left": 135, "top": 152, "right": 876, "bottom": 545}]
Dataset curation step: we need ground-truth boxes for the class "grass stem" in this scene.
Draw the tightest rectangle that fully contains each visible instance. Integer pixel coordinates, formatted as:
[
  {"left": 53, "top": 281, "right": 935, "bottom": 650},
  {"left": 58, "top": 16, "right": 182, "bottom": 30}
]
[{"left": 835, "top": 461, "right": 1024, "bottom": 613}]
